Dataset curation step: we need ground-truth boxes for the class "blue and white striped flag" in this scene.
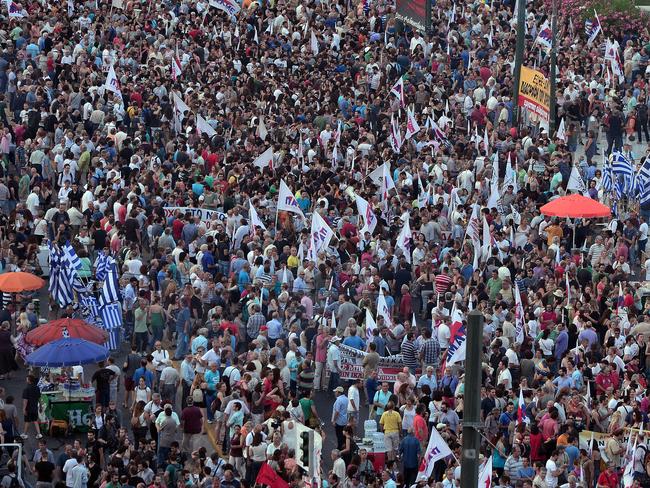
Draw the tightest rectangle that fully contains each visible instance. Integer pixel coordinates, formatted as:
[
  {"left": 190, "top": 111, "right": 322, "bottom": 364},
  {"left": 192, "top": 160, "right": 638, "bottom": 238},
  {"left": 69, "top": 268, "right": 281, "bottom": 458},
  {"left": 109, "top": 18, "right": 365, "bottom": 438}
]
[
  {"left": 615, "top": 178, "right": 624, "bottom": 200},
  {"left": 79, "top": 294, "right": 100, "bottom": 324},
  {"left": 63, "top": 241, "right": 82, "bottom": 271},
  {"left": 101, "top": 302, "right": 123, "bottom": 329},
  {"left": 48, "top": 243, "right": 74, "bottom": 307},
  {"left": 610, "top": 151, "right": 634, "bottom": 179},
  {"left": 94, "top": 253, "right": 115, "bottom": 282},
  {"left": 99, "top": 261, "right": 121, "bottom": 306},
  {"left": 601, "top": 159, "right": 613, "bottom": 193},
  {"left": 641, "top": 184, "right": 650, "bottom": 207}
]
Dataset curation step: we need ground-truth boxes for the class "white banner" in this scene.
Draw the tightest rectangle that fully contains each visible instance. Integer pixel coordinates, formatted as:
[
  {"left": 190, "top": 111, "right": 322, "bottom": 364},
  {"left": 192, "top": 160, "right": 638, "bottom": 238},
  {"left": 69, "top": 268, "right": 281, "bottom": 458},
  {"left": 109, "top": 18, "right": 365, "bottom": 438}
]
[
  {"left": 417, "top": 427, "right": 453, "bottom": 480},
  {"left": 162, "top": 207, "right": 226, "bottom": 223}
]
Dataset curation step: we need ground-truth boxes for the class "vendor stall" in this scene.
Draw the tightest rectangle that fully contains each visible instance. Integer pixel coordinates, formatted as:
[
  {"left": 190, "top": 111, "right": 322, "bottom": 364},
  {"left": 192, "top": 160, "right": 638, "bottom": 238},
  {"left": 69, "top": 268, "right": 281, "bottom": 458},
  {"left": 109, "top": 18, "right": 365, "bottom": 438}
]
[{"left": 40, "top": 382, "right": 96, "bottom": 433}]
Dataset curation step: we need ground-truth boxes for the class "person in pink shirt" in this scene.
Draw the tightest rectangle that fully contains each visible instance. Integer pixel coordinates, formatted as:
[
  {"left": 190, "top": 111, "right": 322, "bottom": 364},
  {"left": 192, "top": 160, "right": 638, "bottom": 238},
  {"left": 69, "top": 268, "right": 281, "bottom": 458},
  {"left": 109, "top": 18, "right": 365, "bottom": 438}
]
[{"left": 313, "top": 325, "right": 330, "bottom": 391}]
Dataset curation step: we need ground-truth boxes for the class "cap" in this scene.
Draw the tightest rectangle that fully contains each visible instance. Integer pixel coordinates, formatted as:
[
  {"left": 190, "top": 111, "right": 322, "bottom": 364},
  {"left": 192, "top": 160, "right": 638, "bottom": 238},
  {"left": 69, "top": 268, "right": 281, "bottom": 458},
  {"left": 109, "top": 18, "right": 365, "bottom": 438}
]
[
  {"left": 335, "top": 386, "right": 345, "bottom": 393},
  {"left": 164, "top": 403, "right": 173, "bottom": 409},
  {"left": 331, "top": 336, "right": 341, "bottom": 343},
  {"left": 260, "top": 325, "right": 268, "bottom": 331}
]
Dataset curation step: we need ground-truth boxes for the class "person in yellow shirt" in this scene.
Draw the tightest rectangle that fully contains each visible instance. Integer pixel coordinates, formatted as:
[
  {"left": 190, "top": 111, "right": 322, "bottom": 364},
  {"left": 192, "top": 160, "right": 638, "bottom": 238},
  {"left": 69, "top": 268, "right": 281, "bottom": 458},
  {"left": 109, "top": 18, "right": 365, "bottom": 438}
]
[
  {"left": 545, "top": 220, "right": 563, "bottom": 247},
  {"left": 379, "top": 401, "right": 402, "bottom": 462}
]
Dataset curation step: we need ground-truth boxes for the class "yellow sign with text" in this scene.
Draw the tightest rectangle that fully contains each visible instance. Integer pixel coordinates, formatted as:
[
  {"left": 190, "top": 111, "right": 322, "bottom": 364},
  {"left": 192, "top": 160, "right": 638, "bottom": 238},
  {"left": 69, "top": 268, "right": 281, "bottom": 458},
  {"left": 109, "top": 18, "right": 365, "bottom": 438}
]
[{"left": 517, "top": 66, "right": 550, "bottom": 121}]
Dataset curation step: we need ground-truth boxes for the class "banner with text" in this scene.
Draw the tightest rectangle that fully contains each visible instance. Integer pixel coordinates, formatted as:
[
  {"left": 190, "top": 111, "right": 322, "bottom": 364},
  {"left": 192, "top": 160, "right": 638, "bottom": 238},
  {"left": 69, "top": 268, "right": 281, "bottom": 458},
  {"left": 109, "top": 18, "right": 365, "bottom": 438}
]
[
  {"left": 517, "top": 66, "right": 550, "bottom": 122},
  {"left": 162, "top": 207, "right": 227, "bottom": 223},
  {"left": 338, "top": 343, "right": 421, "bottom": 382}
]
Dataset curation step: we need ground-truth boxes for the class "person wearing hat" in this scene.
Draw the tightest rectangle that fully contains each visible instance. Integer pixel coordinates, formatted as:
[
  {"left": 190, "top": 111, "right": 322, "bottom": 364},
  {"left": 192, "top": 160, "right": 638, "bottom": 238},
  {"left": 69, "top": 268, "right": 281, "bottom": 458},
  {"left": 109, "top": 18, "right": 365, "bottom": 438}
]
[
  {"left": 154, "top": 403, "right": 180, "bottom": 467},
  {"left": 326, "top": 335, "right": 342, "bottom": 391},
  {"left": 331, "top": 386, "right": 348, "bottom": 450}
]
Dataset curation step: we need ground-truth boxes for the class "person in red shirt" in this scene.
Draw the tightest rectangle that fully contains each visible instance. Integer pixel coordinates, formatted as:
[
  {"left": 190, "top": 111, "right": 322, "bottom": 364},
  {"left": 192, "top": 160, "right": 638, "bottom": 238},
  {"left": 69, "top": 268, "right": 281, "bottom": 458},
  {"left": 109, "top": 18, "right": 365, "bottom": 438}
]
[
  {"left": 595, "top": 364, "right": 617, "bottom": 395},
  {"left": 596, "top": 463, "right": 619, "bottom": 488}
]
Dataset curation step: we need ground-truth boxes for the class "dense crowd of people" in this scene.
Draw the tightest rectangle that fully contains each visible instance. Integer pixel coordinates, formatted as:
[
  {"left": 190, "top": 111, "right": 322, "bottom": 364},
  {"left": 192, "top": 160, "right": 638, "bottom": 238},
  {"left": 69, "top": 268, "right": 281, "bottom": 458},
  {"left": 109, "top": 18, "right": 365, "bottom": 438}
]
[{"left": 0, "top": 0, "right": 649, "bottom": 486}]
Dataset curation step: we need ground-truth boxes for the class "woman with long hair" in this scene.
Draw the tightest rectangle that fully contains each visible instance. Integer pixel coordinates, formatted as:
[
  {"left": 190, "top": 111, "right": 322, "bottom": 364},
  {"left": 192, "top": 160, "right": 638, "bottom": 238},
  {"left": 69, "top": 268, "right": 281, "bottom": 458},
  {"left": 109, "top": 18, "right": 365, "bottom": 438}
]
[{"left": 131, "top": 400, "right": 148, "bottom": 445}]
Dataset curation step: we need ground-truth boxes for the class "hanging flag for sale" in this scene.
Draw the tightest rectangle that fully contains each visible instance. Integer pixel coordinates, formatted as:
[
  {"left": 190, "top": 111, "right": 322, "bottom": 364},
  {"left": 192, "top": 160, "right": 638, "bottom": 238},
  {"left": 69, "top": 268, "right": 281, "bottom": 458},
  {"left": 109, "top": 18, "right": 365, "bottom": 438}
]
[
  {"left": 252, "top": 147, "right": 274, "bottom": 171},
  {"left": 390, "top": 76, "right": 405, "bottom": 107},
  {"left": 517, "top": 387, "right": 530, "bottom": 425},
  {"left": 277, "top": 180, "right": 305, "bottom": 220},
  {"left": 355, "top": 195, "right": 377, "bottom": 235},
  {"left": 417, "top": 426, "right": 453, "bottom": 480},
  {"left": 310, "top": 29, "right": 319, "bottom": 55}
]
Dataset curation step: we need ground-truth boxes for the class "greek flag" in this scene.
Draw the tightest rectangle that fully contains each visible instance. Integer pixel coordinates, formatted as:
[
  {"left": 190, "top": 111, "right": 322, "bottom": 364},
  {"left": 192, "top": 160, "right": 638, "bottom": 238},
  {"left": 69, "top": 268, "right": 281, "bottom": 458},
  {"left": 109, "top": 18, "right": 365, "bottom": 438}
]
[
  {"left": 48, "top": 243, "right": 74, "bottom": 307},
  {"left": 79, "top": 294, "right": 100, "bottom": 325},
  {"left": 99, "top": 261, "right": 121, "bottom": 306},
  {"left": 94, "top": 253, "right": 114, "bottom": 281},
  {"left": 100, "top": 302, "right": 122, "bottom": 350},
  {"left": 615, "top": 178, "right": 624, "bottom": 200},
  {"left": 639, "top": 158, "right": 650, "bottom": 182},
  {"left": 63, "top": 241, "right": 82, "bottom": 271},
  {"left": 601, "top": 160, "right": 613, "bottom": 192},
  {"left": 610, "top": 152, "right": 633, "bottom": 179}
]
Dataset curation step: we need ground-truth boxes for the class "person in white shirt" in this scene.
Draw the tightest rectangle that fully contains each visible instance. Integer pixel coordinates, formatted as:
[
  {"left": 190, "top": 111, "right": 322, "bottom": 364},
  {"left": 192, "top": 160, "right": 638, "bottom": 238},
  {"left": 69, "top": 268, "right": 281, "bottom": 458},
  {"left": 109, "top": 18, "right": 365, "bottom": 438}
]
[
  {"left": 544, "top": 450, "right": 565, "bottom": 488},
  {"left": 151, "top": 342, "right": 171, "bottom": 383},
  {"left": 70, "top": 457, "right": 89, "bottom": 488},
  {"left": 437, "top": 321, "right": 451, "bottom": 350},
  {"left": 63, "top": 455, "right": 79, "bottom": 488},
  {"left": 347, "top": 378, "right": 362, "bottom": 427},
  {"left": 26, "top": 187, "right": 40, "bottom": 215}
]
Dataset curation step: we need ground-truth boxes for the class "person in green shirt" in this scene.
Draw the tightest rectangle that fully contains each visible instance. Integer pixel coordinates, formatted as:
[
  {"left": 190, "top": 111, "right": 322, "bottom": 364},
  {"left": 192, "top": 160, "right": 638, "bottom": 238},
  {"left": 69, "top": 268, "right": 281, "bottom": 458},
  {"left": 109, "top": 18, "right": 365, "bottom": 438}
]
[
  {"left": 133, "top": 299, "right": 150, "bottom": 353},
  {"left": 486, "top": 270, "right": 503, "bottom": 302},
  {"left": 299, "top": 388, "right": 319, "bottom": 427}
]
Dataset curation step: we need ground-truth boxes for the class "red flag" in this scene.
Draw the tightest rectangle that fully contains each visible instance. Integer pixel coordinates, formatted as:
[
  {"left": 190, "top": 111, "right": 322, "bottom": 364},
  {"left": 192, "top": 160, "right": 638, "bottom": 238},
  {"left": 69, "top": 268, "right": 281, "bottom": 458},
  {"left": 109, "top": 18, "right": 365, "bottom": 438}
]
[{"left": 255, "top": 463, "right": 289, "bottom": 488}]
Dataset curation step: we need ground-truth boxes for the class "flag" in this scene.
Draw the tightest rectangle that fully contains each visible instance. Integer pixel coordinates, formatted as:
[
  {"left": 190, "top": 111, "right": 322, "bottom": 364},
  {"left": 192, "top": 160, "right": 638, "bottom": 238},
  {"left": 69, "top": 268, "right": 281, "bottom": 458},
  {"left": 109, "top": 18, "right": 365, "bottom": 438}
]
[
  {"left": 585, "top": 10, "right": 602, "bottom": 45},
  {"left": 100, "top": 302, "right": 122, "bottom": 329},
  {"left": 277, "top": 180, "right": 305, "bottom": 219},
  {"left": 623, "top": 428, "right": 638, "bottom": 487},
  {"left": 80, "top": 294, "right": 100, "bottom": 325},
  {"left": 377, "top": 287, "right": 392, "bottom": 328},
  {"left": 517, "top": 387, "right": 529, "bottom": 425},
  {"left": 310, "top": 29, "right": 319, "bottom": 55},
  {"left": 567, "top": 165, "right": 587, "bottom": 194},
  {"left": 252, "top": 147, "right": 274, "bottom": 171},
  {"left": 487, "top": 24, "right": 493, "bottom": 46},
  {"left": 610, "top": 152, "right": 633, "bottom": 180},
  {"left": 99, "top": 260, "right": 121, "bottom": 306},
  {"left": 601, "top": 149, "right": 613, "bottom": 192},
  {"left": 465, "top": 204, "right": 481, "bottom": 244},
  {"left": 6, "top": 0, "right": 24, "bottom": 17},
  {"left": 417, "top": 426, "right": 453, "bottom": 480},
  {"left": 389, "top": 113, "right": 403, "bottom": 153},
  {"left": 196, "top": 115, "right": 217, "bottom": 137},
  {"left": 514, "top": 283, "right": 525, "bottom": 344},
  {"left": 430, "top": 117, "right": 452, "bottom": 148},
  {"left": 396, "top": 213, "right": 412, "bottom": 263},
  {"left": 249, "top": 200, "right": 266, "bottom": 234},
  {"left": 48, "top": 243, "right": 74, "bottom": 307},
  {"left": 256, "top": 116, "right": 268, "bottom": 141},
  {"left": 308, "top": 212, "right": 335, "bottom": 261},
  {"left": 355, "top": 195, "right": 377, "bottom": 235},
  {"left": 417, "top": 174, "right": 429, "bottom": 209},
  {"left": 556, "top": 118, "right": 567, "bottom": 142},
  {"left": 256, "top": 463, "right": 289, "bottom": 488},
  {"left": 170, "top": 56, "right": 182, "bottom": 81},
  {"left": 534, "top": 19, "right": 552, "bottom": 50},
  {"left": 63, "top": 241, "right": 82, "bottom": 271},
  {"left": 380, "top": 161, "right": 396, "bottom": 202},
  {"left": 67, "top": 0, "right": 74, "bottom": 16},
  {"left": 481, "top": 216, "right": 494, "bottom": 261},
  {"left": 365, "top": 308, "right": 377, "bottom": 341},
  {"left": 94, "top": 253, "right": 115, "bottom": 281},
  {"left": 565, "top": 272, "right": 572, "bottom": 304},
  {"left": 405, "top": 108, "right": 420, "bottom": 140},
  {"left": 478, "top": 456, "right": 493, "bottom": 488},
  {"left": 208, "top": 0, "right": 240, "bottom": 16},
  {"left": 445, "top": 320, "right": 467, "bottom": 367},
  {"left": 390, "top": 76, "right": 405, "bottom": 107},
  {"left": 172, "top": 92, "right": 190, "bottom": 133},
  {"left": 104, "top": 65, "right": 122, "bottom": 99}
]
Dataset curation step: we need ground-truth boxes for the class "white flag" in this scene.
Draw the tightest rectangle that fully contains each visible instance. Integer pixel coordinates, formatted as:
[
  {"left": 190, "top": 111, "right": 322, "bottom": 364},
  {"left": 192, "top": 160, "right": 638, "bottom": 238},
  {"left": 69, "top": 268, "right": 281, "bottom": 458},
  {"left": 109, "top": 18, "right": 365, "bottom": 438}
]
[
  {"left": 478, "top": 456, "right": 493, "bottom": 488},
  {"left": 252, "top": 147, "right": 274, "bottom": 171},
  {"left": 514, "top": 283, "right": 525, "bottom": 345},
  {"left": 365, "top": 308, "right": 377, "bottom": 341},
  {"left": 396, "top": 214, "right": 412, "bottom": 263},
  {"left": 196, "top": 115, "right": 217, "bottom": 137},
  {"left": 111, "top": 0, "right": 124, "bottom": 8},
  {"left": 310, "top": 29, "right": 319, "bottom": 55},
  {"left": 405, "top": 108, "right": 420, "bottom": 140},
  {"left": 556, "top": 118, "right": 567, "bottom": 142},
  {"left": 417, "top": 427, "right": 453, "bottom": 480},
  {"left": 355, "top": 195, "right": 377, "bottom": 235},
  {"left": 481, "top": 216, "right": 493, "bottom": 261},
  {"left": 256, "top": 116, "right": 268, "bottom": 141},
  {"left": 567, "top": 166, "right": 587, "bottom": 194},
  {"left": 390, "top": 76, "right": 405, "bottom": 107},
  {"left": 173, "top": 92, "right": 190, "bottom": 118},
  {"left": 6, "top": 0, "right": 24, "bottom": 17},
  {"left": 170, "top": 56, "right": 182, "bottom": 81},
  {"left": 277, "top": 179, "right": 305, "bottom": 219},
  {"left": 248, "top": 200, "right": 266, "bottom": 233},
  {"left": 104, "top": 65, "right": 122, "bottom": 99},
  {"left": 389, "top": 113, "right": 403, "bottom": 153},
  {"left": 377, "top": 287, "right": 392, "bottom": 328},
  {"left": 308, "top": 212, "right": 334, "bottom": 261}
]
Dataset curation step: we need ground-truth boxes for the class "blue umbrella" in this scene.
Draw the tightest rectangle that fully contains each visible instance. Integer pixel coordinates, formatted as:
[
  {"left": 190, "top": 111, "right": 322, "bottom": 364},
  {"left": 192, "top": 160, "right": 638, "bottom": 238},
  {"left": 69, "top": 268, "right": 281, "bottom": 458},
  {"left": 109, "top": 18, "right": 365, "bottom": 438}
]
[{"left": 25, "top": 337, "right": 109, "bottom": 367}]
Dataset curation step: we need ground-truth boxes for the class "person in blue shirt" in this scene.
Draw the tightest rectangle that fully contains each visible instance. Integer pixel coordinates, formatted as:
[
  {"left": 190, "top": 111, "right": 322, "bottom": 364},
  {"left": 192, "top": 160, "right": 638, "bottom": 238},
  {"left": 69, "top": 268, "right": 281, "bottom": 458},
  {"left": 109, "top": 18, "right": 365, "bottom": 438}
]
[
  {"left": 203, "top": 362, "right": 220, "bottom": 423},
  {"left": 132, "top": 359, "right": 154, "bottom": 389},
  {"left": 331, "top": 387, "right": 348, "bottom": 450},
  {"left": 399, "top": 429, "right": 422, "bottom": 486},
  {"left": 342, "top": 327, "right": 365, "bottom": 350},
  {"left": 552, "top": 367, "right": 574, "bottom": 390},
  {"left": 498, "top": 402, "right": 515, "bottom": 436}
]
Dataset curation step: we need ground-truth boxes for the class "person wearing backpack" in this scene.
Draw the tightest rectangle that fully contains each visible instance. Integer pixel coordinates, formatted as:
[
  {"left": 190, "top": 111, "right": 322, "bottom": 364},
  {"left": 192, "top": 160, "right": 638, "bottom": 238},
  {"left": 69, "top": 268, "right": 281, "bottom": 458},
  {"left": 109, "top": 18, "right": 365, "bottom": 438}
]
[{"left": 1, "top": 462, "right": 24, "bottom": 488}]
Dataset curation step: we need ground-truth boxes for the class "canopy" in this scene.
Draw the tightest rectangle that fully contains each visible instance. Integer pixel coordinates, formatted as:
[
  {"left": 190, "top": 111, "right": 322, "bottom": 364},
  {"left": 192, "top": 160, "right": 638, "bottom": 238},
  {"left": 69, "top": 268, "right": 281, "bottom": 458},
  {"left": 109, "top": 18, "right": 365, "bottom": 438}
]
[
  {"left": 25, "top": 318, "right": 107, "bottom": 347},
  {"left": 540, "top": 194, "right": 611, "bottom": 219},
  {"left": 0, "top": 272, "right": 45, "bottom": 293},
  {"left": 25, "top": 337, "right": 109, "bottom": 367}
]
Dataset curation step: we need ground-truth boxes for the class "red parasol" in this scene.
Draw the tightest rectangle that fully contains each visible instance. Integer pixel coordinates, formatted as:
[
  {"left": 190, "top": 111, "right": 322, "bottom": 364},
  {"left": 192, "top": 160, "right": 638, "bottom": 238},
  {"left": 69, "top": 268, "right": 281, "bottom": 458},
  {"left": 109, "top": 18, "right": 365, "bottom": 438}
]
[
  {"left": 0, "top": 272, "right": 45, "bottom": 293},
  {"left": 540, "top": 194, "right": 611, "bottom": 219},
  {"left": 25, "top": 318, "right": 107, "bottom": 346}
]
